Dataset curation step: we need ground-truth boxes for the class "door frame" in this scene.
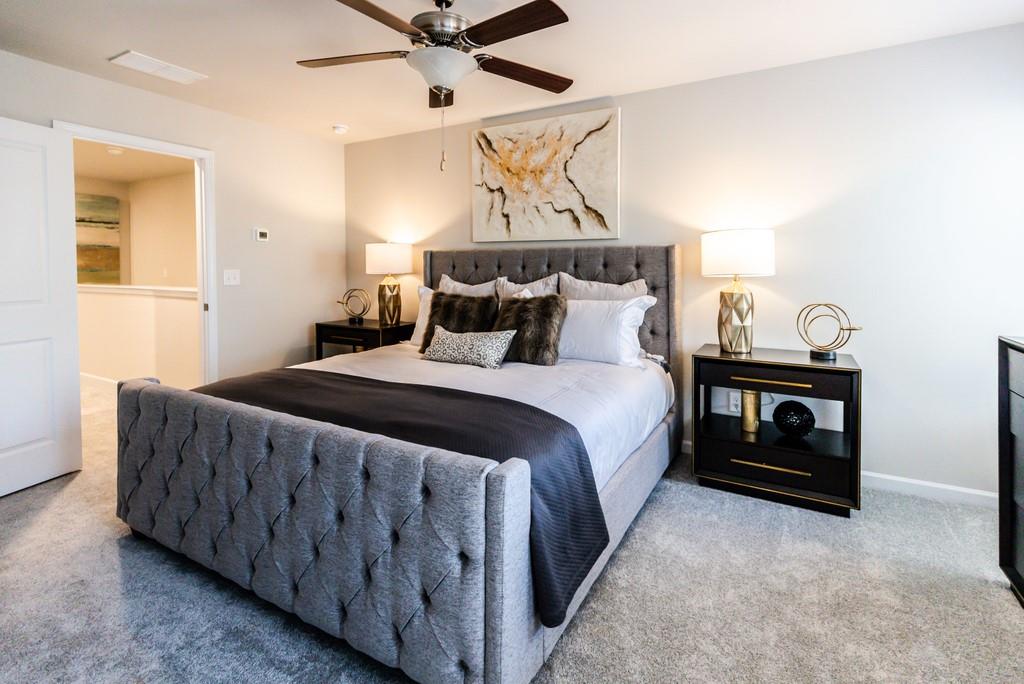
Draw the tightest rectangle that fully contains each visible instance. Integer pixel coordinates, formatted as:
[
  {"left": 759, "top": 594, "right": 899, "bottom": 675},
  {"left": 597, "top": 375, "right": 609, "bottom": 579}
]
[{"left": 53, "top": 121, "right": 218, "bottom": 383}]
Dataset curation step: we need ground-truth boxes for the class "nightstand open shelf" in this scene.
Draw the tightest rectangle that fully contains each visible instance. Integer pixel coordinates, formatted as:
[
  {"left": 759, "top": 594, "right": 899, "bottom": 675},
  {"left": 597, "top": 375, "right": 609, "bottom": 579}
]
[
  {"left": 692, "top": 344, "right": 862, "bottom": 517},
  {"left": 700, "top": 414, "right": 852, "bottom": 461}
]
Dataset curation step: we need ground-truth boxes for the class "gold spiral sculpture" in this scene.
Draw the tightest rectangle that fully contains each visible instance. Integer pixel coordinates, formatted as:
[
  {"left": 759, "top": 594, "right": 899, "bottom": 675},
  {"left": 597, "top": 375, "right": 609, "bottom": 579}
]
[
  {"left": 797, "top": 303, "right": 861, "bottom": 360},
  {"left": 339, "top": 288, "right": 371, "bottom": 323}
]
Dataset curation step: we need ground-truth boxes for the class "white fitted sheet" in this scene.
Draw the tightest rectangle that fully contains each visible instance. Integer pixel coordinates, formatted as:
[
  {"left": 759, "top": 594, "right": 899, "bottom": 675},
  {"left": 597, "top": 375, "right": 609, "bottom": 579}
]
[{"left": 293, "top": 344, "right": 675, "bottom": 490}]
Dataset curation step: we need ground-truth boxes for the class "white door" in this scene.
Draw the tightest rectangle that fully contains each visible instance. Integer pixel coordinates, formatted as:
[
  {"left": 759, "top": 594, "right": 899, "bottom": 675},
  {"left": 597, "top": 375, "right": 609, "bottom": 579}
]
[{"left": 0, "top": 116, "right": 81, "bottom": 497}]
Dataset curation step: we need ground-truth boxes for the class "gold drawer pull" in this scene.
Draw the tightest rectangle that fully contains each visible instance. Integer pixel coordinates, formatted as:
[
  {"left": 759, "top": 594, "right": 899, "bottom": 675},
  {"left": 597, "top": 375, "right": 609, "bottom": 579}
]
[
  {"left": 730, "top": 458, "right": 812, "bottom": 477},
  {"left": 730, "top": 375, "right": 813, "bottom": 389}
]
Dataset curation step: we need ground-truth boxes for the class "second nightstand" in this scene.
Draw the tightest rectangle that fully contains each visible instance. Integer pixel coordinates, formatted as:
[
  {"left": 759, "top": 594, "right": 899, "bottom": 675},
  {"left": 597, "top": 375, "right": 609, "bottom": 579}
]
[
  {"left": 315, "top": 319, "right": 415, "bottom": 360},
  {"left": 692, "top": 344, "right": 862, "bottom": 517}
]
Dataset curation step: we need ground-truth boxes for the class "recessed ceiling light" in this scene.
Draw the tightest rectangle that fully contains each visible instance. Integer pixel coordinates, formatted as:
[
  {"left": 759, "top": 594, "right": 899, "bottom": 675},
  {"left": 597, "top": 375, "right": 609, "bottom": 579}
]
[
  {"left": 332, "top": 124, "right": 350, "bottom": 135},
  {"left": 106, "top": 147, "right": 124, "bottom": 156},
  {"left": 108, "top": 50, "right": 208, "bottom": 85}
]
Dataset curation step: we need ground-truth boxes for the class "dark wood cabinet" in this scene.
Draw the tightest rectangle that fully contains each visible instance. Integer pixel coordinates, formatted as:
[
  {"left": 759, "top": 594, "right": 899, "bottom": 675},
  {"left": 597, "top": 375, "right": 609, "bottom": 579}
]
[
  {"left": 692, "top": 344, "right": 862, "bottom": 517},
  {"left": 315, "top": 319, "right": 415, "bottom": 360},
  {"left": 998, "top": 336, "right": 1024, "bottom": 608}
]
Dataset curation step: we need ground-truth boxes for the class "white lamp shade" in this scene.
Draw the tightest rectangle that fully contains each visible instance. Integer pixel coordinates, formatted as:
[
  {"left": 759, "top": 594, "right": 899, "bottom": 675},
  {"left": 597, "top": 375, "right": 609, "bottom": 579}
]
[
  {"left": 365, "top": 243, "right": 413, "bottom": 275},
  {"left": 700, "top": 229, "right": 776, "bottom": 277},
  {"left": 406, "top": 47, "right": 478, "bottom": 92}
]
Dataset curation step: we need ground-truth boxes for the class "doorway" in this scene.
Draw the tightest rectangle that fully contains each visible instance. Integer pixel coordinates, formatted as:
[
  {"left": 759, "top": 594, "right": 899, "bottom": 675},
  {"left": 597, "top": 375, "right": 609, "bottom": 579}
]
[{"left": 56, "top": 122, "right": 217, "bottom": 390}]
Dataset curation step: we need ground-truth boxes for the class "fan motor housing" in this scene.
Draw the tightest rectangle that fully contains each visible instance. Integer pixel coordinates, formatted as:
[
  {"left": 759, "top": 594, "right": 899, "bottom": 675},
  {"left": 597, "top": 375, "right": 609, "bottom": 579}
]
[{"left": 411, "top": 11, "right": 473, "bottom": 47}]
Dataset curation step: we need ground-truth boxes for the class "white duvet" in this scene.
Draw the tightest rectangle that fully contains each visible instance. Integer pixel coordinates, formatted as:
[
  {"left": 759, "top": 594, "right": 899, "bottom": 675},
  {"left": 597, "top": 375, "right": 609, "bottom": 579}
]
[{"left": 292, "top": 343, "right": 675, "bottom": 490}]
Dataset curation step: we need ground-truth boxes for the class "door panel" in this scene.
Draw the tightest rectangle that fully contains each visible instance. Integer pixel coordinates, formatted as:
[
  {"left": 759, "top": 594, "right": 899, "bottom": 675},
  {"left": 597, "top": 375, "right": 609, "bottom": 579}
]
[{"left": 0, "top": 116, "right": 80, "bottom": 497}]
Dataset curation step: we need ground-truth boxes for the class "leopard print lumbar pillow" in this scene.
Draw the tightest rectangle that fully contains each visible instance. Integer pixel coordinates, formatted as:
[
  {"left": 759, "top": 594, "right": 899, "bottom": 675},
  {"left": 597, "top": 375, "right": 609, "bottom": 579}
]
[{"left": 423, "top": 325, "right": 516, "bottom": 369}]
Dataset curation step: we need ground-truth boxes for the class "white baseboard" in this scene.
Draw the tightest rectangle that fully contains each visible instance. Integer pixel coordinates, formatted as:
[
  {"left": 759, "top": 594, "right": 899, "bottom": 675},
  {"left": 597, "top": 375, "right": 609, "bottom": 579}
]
[
  {"left": 80, "top": 372, "right": 117, "bottom": 385},
  {"left": 861, "top": 470, "right": 997, "bottom": 508}
]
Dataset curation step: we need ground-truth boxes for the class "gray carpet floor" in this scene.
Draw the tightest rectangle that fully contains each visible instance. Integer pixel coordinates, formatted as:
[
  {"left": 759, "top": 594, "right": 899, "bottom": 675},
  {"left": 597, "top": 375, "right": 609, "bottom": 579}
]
[{"left": 1, "top": 377, "right": 1022, "bottom": 683}]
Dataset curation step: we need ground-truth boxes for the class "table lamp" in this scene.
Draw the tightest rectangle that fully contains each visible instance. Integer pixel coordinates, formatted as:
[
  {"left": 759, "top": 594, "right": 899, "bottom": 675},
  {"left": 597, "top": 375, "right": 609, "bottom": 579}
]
[
  {"left": 365, "top": 243, "right": 413, "bottom": 326},
  {"left": 700, "top": 229, "right": 775, "bottom": 354}
]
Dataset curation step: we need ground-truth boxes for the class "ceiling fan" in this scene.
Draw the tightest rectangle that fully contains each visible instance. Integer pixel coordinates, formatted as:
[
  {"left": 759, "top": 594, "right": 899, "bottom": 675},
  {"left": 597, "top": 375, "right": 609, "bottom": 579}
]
[{"left": 298, "top": 0, "right": 573, "bottom": 108}]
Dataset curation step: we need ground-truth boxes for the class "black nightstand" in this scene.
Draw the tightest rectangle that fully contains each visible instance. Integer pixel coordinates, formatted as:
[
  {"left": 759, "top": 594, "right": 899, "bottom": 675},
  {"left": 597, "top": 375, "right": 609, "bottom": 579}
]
[
  {"left": 692, "top": 344, "right": 862, "bottom": 517},
  {"left": 315, "top": 319, "right": 415, "bottom": 360}
]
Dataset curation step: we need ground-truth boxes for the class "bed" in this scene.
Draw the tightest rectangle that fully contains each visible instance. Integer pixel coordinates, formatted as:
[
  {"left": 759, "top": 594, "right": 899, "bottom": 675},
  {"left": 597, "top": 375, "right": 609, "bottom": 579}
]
[{"left": 116, "top": 245, "right": 682, "bottom": 683}]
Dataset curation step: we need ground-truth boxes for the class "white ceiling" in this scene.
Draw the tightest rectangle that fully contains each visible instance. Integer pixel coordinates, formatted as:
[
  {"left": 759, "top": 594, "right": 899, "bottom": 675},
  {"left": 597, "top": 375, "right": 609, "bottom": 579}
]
[
  {"left": 73, "top": 139, "right": 194, "bottom": 183},
  {"left": 2, "top": 0, "right": 1022, "bottom": 143}
]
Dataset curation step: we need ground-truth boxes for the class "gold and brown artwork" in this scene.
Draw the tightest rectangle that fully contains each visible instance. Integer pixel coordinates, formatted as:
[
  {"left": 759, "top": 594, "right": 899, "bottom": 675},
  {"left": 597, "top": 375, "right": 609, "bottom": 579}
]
[
  {"left": 76, "top": 193, "right": 121, "bottom": 284},
  {"left": 472, "top": 108, "right": 620, "bottom": 242}
]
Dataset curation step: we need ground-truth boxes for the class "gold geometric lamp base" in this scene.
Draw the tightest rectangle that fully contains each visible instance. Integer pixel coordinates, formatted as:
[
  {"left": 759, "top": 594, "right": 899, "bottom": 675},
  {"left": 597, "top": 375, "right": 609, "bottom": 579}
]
[
  {"left": 718, "top": 276, "right": 754, "bottom": 354},
  {"left": 378, "top": 275, "right": 401, "bottom": 327}
]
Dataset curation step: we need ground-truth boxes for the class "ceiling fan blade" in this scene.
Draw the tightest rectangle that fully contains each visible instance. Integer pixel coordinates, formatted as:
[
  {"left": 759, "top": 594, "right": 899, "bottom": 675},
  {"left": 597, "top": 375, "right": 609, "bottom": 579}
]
[
  {"left": 297, "top": 50, "right": 408, "bottom": 68},
  {"left": 429, "top": 89, "right": 454, "bottom": 108},
  {"left": 334, "top": 0, "right": 426, "bottom": 38},
  {"left": 475, "top": 55, "right": 572, "bottom": 93},
  {"left": 460, "top": 0, "right": 568, "bottom": 48}
]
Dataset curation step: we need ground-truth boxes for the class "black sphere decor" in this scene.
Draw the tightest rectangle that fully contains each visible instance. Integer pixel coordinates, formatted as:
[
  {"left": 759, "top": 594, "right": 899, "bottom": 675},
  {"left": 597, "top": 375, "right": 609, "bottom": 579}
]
[{"left": 772, "top": 400, "right": 816, "bottom": 437}]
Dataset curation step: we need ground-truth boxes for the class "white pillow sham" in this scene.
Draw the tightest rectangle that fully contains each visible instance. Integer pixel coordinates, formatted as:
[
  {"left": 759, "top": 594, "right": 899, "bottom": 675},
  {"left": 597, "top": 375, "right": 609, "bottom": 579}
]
[
  {"left": 558, "top": 272, "right": 648, "bottom": 300},
  {"left": 496, "top": 274, "right": 558, "bottom": 299},
  {"left": 408, "top": 286, "right": 434, "bottom": 348},
  {"left": 558, "top": 295, "right": 657, "bottom": 368},
  {"left": 438, "top": 273, "right": 498, "bottom": 297}
]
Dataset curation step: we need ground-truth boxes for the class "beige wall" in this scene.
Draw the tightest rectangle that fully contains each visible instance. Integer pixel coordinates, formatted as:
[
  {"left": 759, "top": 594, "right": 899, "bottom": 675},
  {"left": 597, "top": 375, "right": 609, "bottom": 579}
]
[
  {"left": 129, "top": 172, "right": 196, "bottom": 287},
  {"left": 344, "top": 24, "right": 1024, "bottom": 493},
  {"left": 74, "top": 175, "right": 132, "bottom": 283},
  {"left": 77, "top": 287, "right": 200, "bottom": 388},
  {"left": 0, "top": 48, "right": 346, "bottom": 378}
]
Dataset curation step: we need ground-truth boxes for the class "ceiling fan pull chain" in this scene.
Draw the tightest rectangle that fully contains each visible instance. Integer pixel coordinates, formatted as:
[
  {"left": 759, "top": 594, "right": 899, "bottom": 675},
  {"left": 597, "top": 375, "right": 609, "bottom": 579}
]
[{"left": 439, "top": 94, "right": 447, "bottom": 172}]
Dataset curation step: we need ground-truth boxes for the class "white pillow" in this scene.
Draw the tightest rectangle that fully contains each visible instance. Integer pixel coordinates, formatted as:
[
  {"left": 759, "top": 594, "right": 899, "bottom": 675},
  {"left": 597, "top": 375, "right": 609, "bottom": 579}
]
[
  {"left": 558, "top": 296, "right": 657, "bottom": 368},
  {"left": 438, "top": 273, "right": 498, "bottom": 297},
  {"left": 408, "top": 286, "right": 434, "bottom": 348},
  {"left": 511, "top": 288, "right": 534, "bottom": 300},
  {"left": 496, "top": 274, "right": 558, "bottom": 299},
  {"left": 558, "top": 272, "right": 648, "bottom": 300}
]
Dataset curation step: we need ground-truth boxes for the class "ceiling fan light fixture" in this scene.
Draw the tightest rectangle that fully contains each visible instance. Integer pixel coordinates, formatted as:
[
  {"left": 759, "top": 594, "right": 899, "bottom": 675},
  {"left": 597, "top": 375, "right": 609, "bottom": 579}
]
[{"left": 406, "top": 47, "right": 478, "bottom": 93}]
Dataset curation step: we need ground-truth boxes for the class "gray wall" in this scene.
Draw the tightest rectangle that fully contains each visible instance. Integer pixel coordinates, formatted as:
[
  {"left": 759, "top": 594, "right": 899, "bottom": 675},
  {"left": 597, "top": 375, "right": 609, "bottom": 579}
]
[
  {"left": 345, "top": 24, "right": 1024, "bottom": 493},
  {"left": 0, "top": 49, "right": 347, "bottom": 378}
]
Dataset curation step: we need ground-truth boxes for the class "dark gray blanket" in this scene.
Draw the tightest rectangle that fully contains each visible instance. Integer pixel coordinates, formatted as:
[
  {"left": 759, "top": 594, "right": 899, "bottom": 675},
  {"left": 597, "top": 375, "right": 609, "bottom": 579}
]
[{"left": 195, "top": 368, "right": 609, "bottom": 627}]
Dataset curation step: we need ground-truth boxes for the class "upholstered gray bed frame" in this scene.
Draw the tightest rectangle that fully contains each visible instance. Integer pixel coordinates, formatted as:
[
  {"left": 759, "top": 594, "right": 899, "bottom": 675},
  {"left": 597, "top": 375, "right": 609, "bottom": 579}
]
[{"left": 116, "top": 245, "right": 681, "bottom": 684}]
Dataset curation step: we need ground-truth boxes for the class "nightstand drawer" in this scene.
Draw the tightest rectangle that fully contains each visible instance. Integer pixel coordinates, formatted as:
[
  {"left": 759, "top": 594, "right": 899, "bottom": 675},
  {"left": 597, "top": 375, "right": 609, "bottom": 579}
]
[
  {"left": 699, "top": 361, "right": 851, "bottom": 401},
  {"left": 698, "top": 437, "right": 852, "bottom": 499},
  {"left": 321, "top": 327, "right": 379, "bottom": 348},
  {"left": 1011, "top": 348, "right": 1024, "bottom": 399}
]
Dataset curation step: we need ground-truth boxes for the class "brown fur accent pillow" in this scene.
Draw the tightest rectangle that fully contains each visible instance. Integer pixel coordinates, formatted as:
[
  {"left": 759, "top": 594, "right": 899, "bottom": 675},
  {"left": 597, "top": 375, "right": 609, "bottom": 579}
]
[
  {"left": 419, "top": 292, "right": 500, "bottom": 353},
  {"left": 492, "top": 294, "right": 567, "bottom": 366}
]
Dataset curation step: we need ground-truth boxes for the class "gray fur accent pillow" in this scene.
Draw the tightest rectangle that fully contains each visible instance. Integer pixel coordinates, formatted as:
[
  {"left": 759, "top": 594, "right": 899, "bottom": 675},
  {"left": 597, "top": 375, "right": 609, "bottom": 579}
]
[
  {"left": 419, "top": 292, "right": 499, "bottom": 353},
  {"left": 424, "top": 326, "right": 516, "bottom": 369},
  {"left": 492, "top": 294, "right": 568, "bottom": 366}
]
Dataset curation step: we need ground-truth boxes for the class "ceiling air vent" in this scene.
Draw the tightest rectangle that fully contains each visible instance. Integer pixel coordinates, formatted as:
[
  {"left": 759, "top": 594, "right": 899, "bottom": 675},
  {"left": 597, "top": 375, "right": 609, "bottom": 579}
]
[{"left": 108, "top": 50, "right": 208, "bottom": 85}]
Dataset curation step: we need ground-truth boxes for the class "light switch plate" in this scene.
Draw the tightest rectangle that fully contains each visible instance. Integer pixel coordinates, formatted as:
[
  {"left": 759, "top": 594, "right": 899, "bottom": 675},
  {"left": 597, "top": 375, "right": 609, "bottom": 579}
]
[{"left": 223, "top": 269, "right": 241, "bottom": 286}]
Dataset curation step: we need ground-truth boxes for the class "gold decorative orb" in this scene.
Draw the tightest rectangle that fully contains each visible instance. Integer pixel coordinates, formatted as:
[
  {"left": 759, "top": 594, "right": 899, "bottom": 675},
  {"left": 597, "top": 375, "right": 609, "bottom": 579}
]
[
  {"left": 339, "top": 288, "right": 371, "bottom": 320},
  {"left": 797, "top": 303, "right": 861, "bottom": 360}
]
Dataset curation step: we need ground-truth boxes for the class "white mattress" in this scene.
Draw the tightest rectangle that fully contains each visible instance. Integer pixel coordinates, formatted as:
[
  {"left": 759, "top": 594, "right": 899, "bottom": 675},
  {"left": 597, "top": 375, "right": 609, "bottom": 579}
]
[{"left": 293, "top": 344, "right": 675, "bottom": 490}]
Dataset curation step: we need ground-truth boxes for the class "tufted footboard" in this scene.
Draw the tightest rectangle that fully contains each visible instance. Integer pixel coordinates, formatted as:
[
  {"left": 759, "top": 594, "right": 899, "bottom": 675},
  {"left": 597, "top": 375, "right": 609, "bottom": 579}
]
[{"left": 116, "top": 378, "right": 538, "bottom": 684}]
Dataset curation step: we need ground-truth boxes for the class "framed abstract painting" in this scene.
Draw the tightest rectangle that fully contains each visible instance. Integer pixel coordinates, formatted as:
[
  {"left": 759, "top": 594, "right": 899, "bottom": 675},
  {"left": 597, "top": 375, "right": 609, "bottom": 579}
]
[
  {"left": 75, "top": 193, "right": 122, "bottom": 284},
  {"left": 471, "top": 108, "right": 620, "bottom": 242}
]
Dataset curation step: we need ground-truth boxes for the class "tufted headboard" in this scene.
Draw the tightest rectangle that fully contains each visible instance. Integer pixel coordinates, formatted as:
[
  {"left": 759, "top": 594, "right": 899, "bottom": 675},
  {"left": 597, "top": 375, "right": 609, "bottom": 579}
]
[{"left": 423, "top": 245, "right": 681, "bottom": 370}]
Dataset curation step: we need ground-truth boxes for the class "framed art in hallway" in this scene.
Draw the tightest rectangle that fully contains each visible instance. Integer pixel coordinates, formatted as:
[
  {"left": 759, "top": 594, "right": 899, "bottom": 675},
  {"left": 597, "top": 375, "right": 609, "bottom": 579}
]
[
  {"left": 471, "top": 107, "right": 621, "bottom": 242},
  {"left": 75, "top": 193, "right": 122, "bottom": 284}
]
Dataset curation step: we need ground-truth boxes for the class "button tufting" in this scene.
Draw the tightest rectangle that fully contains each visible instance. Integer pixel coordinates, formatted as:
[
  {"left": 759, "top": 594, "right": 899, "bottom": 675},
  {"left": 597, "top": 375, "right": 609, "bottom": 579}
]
[
  {"left": 391, "top": 529, "right": 400, "bottom": 544},
  {"left": 458, "top": 660, "right": 470, "bottom": 674},
  {"left": 337, "top": 509, "right": 345, "bottom": 522},
  {"left": 459, "top": 551, "right": 470, "bottom": 565},
  {"left": 289, "top": 494, "right": 296, "bottom": 507},
  {"left": 421, "top": 484, "right": 431, "bottom": 498},
  {"left": 422, "top": 589, "right": 431, "bottom": 606}
]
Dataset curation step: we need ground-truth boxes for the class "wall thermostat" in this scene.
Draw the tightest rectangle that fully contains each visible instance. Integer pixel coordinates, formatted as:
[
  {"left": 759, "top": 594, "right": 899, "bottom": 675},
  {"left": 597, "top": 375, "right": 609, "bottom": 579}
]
[{"left": 252, "top": 227, "right": 270, "bottom": 242}]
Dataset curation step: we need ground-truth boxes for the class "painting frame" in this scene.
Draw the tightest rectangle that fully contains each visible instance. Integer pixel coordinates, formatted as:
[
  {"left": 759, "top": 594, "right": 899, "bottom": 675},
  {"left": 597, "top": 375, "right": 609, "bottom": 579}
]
[{"left": 471, "top": 107, "right": 621, "bottom": 243}]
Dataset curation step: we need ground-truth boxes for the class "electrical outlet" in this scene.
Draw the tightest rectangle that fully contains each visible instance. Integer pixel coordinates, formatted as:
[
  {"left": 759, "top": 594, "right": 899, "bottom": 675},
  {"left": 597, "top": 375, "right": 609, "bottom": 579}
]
[{"left": 728, "top": 391, "right": 741, "bottom": 414}]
